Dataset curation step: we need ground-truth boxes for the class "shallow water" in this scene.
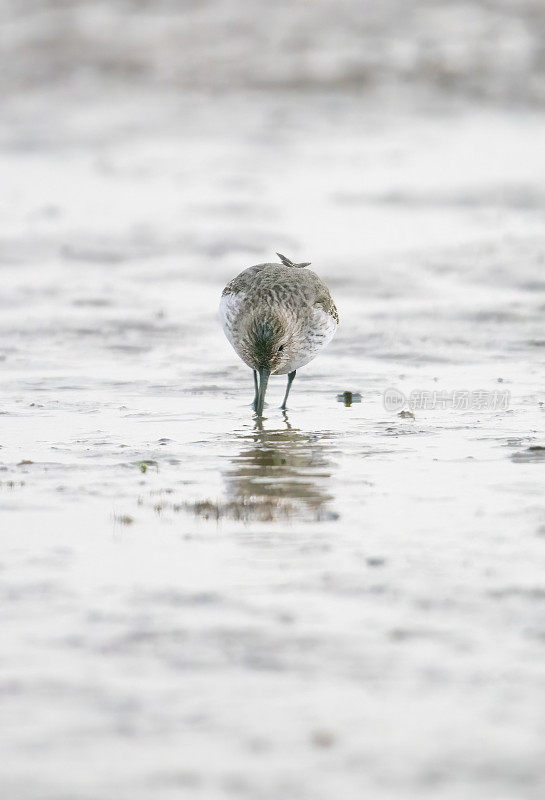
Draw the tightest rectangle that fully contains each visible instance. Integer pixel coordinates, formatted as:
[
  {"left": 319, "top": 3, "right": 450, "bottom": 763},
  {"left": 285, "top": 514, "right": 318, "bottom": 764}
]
[{"left": 2, "top": 90, "right": 545, "bottom": 799}]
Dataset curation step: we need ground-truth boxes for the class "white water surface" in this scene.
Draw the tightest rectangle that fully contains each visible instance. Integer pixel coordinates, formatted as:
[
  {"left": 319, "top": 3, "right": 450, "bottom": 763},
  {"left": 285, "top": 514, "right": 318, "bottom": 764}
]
[{"left": 2, "top": 88, "right": 545, "bottom": 799}]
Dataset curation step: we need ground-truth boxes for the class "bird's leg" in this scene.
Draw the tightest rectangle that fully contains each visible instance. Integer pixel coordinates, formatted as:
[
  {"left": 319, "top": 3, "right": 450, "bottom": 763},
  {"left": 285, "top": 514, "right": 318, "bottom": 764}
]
[
  {"left": 281, "top": 370, "right": 296, "bottom": 410},
  {"left": 252, "top": 370, "right": 258, "bottom": 410},
  {"left": 255, "top": 367, "right": 270, "bottom": 417}
]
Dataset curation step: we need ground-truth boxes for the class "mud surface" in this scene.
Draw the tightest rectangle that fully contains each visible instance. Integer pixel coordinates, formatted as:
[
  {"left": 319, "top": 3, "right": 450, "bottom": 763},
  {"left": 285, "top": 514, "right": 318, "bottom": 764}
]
[{"left": 2, "top": 3, "right": 545, "bottom": 798}]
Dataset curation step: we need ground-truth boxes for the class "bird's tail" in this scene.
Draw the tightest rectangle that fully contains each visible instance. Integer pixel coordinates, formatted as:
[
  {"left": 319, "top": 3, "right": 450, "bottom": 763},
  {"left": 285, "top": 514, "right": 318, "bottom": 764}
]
[{"left": 276, "top": 252, "right": 311, "bottom": 269}]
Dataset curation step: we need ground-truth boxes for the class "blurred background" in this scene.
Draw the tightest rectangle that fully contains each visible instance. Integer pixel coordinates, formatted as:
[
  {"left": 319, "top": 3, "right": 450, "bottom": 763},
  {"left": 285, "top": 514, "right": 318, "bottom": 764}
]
[{"left": 4, "top": 0, "right": 545, "bottom": 101}]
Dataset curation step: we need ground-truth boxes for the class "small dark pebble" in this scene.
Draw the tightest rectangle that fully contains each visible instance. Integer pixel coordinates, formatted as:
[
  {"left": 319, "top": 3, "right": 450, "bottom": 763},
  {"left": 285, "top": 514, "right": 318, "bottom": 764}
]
[
  {"left": 336, "top": 390, "right": 362, "bottom": 406},
  {"left": 311, "top": 730, "right": 336, "bottom": 748},
  {"left": 114, "top": 514, "right": 134, "bottom": 526}
]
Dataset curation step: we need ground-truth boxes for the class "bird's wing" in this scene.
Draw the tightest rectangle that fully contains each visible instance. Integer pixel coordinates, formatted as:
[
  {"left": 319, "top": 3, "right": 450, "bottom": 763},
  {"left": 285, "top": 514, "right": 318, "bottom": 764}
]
[{"left": 313, "top": 289, "right": 339, "bottom": 325}]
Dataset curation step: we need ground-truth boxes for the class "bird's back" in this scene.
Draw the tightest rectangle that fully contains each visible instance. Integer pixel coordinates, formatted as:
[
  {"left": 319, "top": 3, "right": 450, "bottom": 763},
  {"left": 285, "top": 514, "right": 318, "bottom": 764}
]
[{"left": 222, "top": 263, "right": 338, "bottom": 323}]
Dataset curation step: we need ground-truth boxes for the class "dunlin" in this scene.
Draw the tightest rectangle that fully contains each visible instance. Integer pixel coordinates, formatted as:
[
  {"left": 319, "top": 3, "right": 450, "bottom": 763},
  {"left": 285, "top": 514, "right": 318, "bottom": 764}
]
[{"left": 220, "top": 253, "right": 339, "bottom": 415}]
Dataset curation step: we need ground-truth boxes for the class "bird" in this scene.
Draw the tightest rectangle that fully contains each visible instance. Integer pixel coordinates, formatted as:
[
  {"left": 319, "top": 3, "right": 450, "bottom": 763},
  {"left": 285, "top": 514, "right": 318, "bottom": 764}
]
[{"left": 220, "top": 253, "right": 339, "bottom": 416}]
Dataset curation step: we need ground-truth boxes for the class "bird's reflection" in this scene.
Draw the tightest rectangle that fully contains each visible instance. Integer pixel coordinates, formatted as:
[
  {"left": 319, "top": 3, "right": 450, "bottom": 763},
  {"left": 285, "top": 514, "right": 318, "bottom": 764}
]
[{"left": 221, "top": 413, "right": 337, "bottom": 522}]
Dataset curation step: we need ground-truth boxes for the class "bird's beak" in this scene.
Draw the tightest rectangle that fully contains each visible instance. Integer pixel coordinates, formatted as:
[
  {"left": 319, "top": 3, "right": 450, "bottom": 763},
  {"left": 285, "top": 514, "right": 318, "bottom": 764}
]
[{"left": 255, "top": 367, "right": 270, "bottom": 417}]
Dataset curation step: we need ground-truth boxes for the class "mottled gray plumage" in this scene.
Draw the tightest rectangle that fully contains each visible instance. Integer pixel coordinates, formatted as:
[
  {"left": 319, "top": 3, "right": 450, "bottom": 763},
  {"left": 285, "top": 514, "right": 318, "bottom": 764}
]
[{"left": 220, "top": 254, "right": 338, "bottom": 415}]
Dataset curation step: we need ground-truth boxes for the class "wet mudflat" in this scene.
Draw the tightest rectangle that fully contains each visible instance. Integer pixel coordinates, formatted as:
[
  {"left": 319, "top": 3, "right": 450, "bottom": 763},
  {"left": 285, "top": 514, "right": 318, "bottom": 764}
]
[{"left": 2, "top": 89, "right": 545, "bottom": 799}]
